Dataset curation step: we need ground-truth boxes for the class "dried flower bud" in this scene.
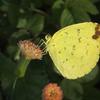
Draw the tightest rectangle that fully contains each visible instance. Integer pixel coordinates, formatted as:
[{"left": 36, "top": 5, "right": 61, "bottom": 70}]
[
  {"left": 18, "top": 40, "right": 43, "bottom": 60},
  {"left": 93, "top": 24, "right": 100, "bottom": 39},
  {"left": 42, "top": 83, "right": 63, "bottom": 100}
]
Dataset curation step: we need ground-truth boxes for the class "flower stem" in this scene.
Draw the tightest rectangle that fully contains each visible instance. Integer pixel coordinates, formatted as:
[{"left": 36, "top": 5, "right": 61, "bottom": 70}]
[
  {"left": 16, "top": 57, "right": 31, "bottom": 78},
  {"left": 14, "top": 49, "right": 20, "bottom": 60},
  {"left": 11, "top": 57, "right": 30, "bottom": 100}
]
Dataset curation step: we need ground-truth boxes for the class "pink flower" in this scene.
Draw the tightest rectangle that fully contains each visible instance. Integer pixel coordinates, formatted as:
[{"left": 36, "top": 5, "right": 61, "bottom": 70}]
[
  {"left": 42, "top": 83, "right": 63, "bottom": 100},
  {"left": 18, "top": 40, "right": 43, "bottom": 60}
]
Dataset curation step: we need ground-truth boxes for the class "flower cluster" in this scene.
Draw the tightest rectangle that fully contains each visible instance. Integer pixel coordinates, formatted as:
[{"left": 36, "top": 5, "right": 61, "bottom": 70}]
[
  {"left": 18, "top": 40, "right": 43, "bottom": 60},
  {"left": 42, "top": 83, "right": 63, "bottom": 100}
]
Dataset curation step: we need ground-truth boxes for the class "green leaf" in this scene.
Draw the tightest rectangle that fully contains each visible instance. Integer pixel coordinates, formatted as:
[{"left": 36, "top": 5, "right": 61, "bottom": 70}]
[
  {"left": 17, "top": 18, "right": 27, "bottom": 28},
  {"left": 60, "top": 8, "right": 74, "bottom": 27},
  {"left": 7, "top": 3, "right": 20, "bottom": 26},
  {"left": 91, "top": 0, "right": 100, "bottom": 3},
  {"left": 20, "top": 0, "right": 31, "bottom": 9},
  {"left": 83, "top": 87, "right": 100, "bottom": 100},
  {"left": 60, "top": 79, "right": 83, "bottom": 100},
  {"left": 65, "top": 0, "right": 74, "bottom": 7},
  {"left": 8, "top": 30, "right": 31, "bottom": 45},
  {"left": 76, "top": 65, "right": 99, "bottom": 83},
  {"left": 0, "top": 4, "right": 8, "bottom": 12},
  {"left": 31, "top": 0, "right": 43, "bottom": 8},
  {"left": 65, "top": 0, "right": 98, "bottom": 15},
  {"left": 44, "top": 56, "right": 62, "bottom": 83},
  {"left": 64, "top": 0, "right": 98, "bottom": 22},
  {"left": 52, "top": 0, "right": 64, "bottom": 9},
  {"left": 12, "top": 60, "right": 49, "bottom": 100},
  {"left": 75, "top": 0, "right": 99, "bottom": 15},
  {"left": 51, "top": 3, "right": 63, "bottom": 27},
  {"left": 26, "top": 14, "right": 45, "bottom": 35},
  {"left": 70, "top": 6, "right": 91, "bottom": 22},
  {"left": 0, "top": 52, "right": 16, "bottom": 80},
  {"left": 6, "top": 45, "right": 18, "bottom": 59}
]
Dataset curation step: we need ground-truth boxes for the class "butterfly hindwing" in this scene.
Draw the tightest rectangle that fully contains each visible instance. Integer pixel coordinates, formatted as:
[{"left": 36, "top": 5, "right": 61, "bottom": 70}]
[{"left": 46, "top": 22, "right": 100, "bottom": 79}]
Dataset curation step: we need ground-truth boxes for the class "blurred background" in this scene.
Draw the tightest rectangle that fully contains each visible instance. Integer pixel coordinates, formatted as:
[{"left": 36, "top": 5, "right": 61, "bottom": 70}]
[{"left": 0, "top": 0, "right": 100, "bottom": 100}]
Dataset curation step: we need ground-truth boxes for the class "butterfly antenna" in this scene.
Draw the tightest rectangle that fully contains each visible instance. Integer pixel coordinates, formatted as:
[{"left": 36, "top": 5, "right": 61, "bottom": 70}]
[
  {"left": 37, "top": 39, "right": 46, "bottom": 48},
  {"left": 37, "top": 39, "right": 47, "bottom": 55}
]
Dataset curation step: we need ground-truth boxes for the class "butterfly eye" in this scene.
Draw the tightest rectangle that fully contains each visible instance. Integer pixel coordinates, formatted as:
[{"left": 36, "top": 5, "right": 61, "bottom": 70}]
[{"left": 45, "top": 34, "right": 52, "bottom": 42}]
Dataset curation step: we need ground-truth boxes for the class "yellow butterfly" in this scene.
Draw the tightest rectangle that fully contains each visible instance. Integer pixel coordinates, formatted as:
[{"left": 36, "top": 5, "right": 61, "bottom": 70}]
[{"left": 45, "top": 22, "right": 100, "bottom": 79}]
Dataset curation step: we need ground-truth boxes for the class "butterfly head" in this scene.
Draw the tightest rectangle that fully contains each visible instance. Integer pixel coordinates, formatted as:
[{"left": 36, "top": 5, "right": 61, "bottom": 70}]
[{"left": 45, "top": 34, "right": 52, "bottom": 44}]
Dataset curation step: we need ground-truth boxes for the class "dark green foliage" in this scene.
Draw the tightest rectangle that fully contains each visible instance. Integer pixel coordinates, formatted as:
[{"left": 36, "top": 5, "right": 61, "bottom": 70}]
[
  {"left": 11, "top": 60, "right": 49, "bottom": 100},
  {"left": 60, "top": 79, "right": 83, "bottom": 100},
  {"left": 0, "top": 0, "right": 100, "bottom": 100},
  {"left": 0, "top": 52, "right": 16, "bottom": 80},
  {"left": 83, "top": 87, "right": 100, "bottom": 100}
]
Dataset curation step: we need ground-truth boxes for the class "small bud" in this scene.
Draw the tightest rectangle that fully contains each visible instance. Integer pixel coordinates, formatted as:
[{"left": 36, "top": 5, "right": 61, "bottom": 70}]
[
  {"left": 18, "top": 40, "right": 43, "bottom": 60},
  {"left": 42, "top": 83, "right": 63, "bottom": 100},
  {"left": 93, "top": 24, "right": 100, "bottom": 39}
]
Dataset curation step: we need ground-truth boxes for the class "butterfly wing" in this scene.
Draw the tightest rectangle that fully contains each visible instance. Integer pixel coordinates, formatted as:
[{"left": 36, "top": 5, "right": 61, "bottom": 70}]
[{"left": 47, "top": 22, "right": 100, "bottom": 79}]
